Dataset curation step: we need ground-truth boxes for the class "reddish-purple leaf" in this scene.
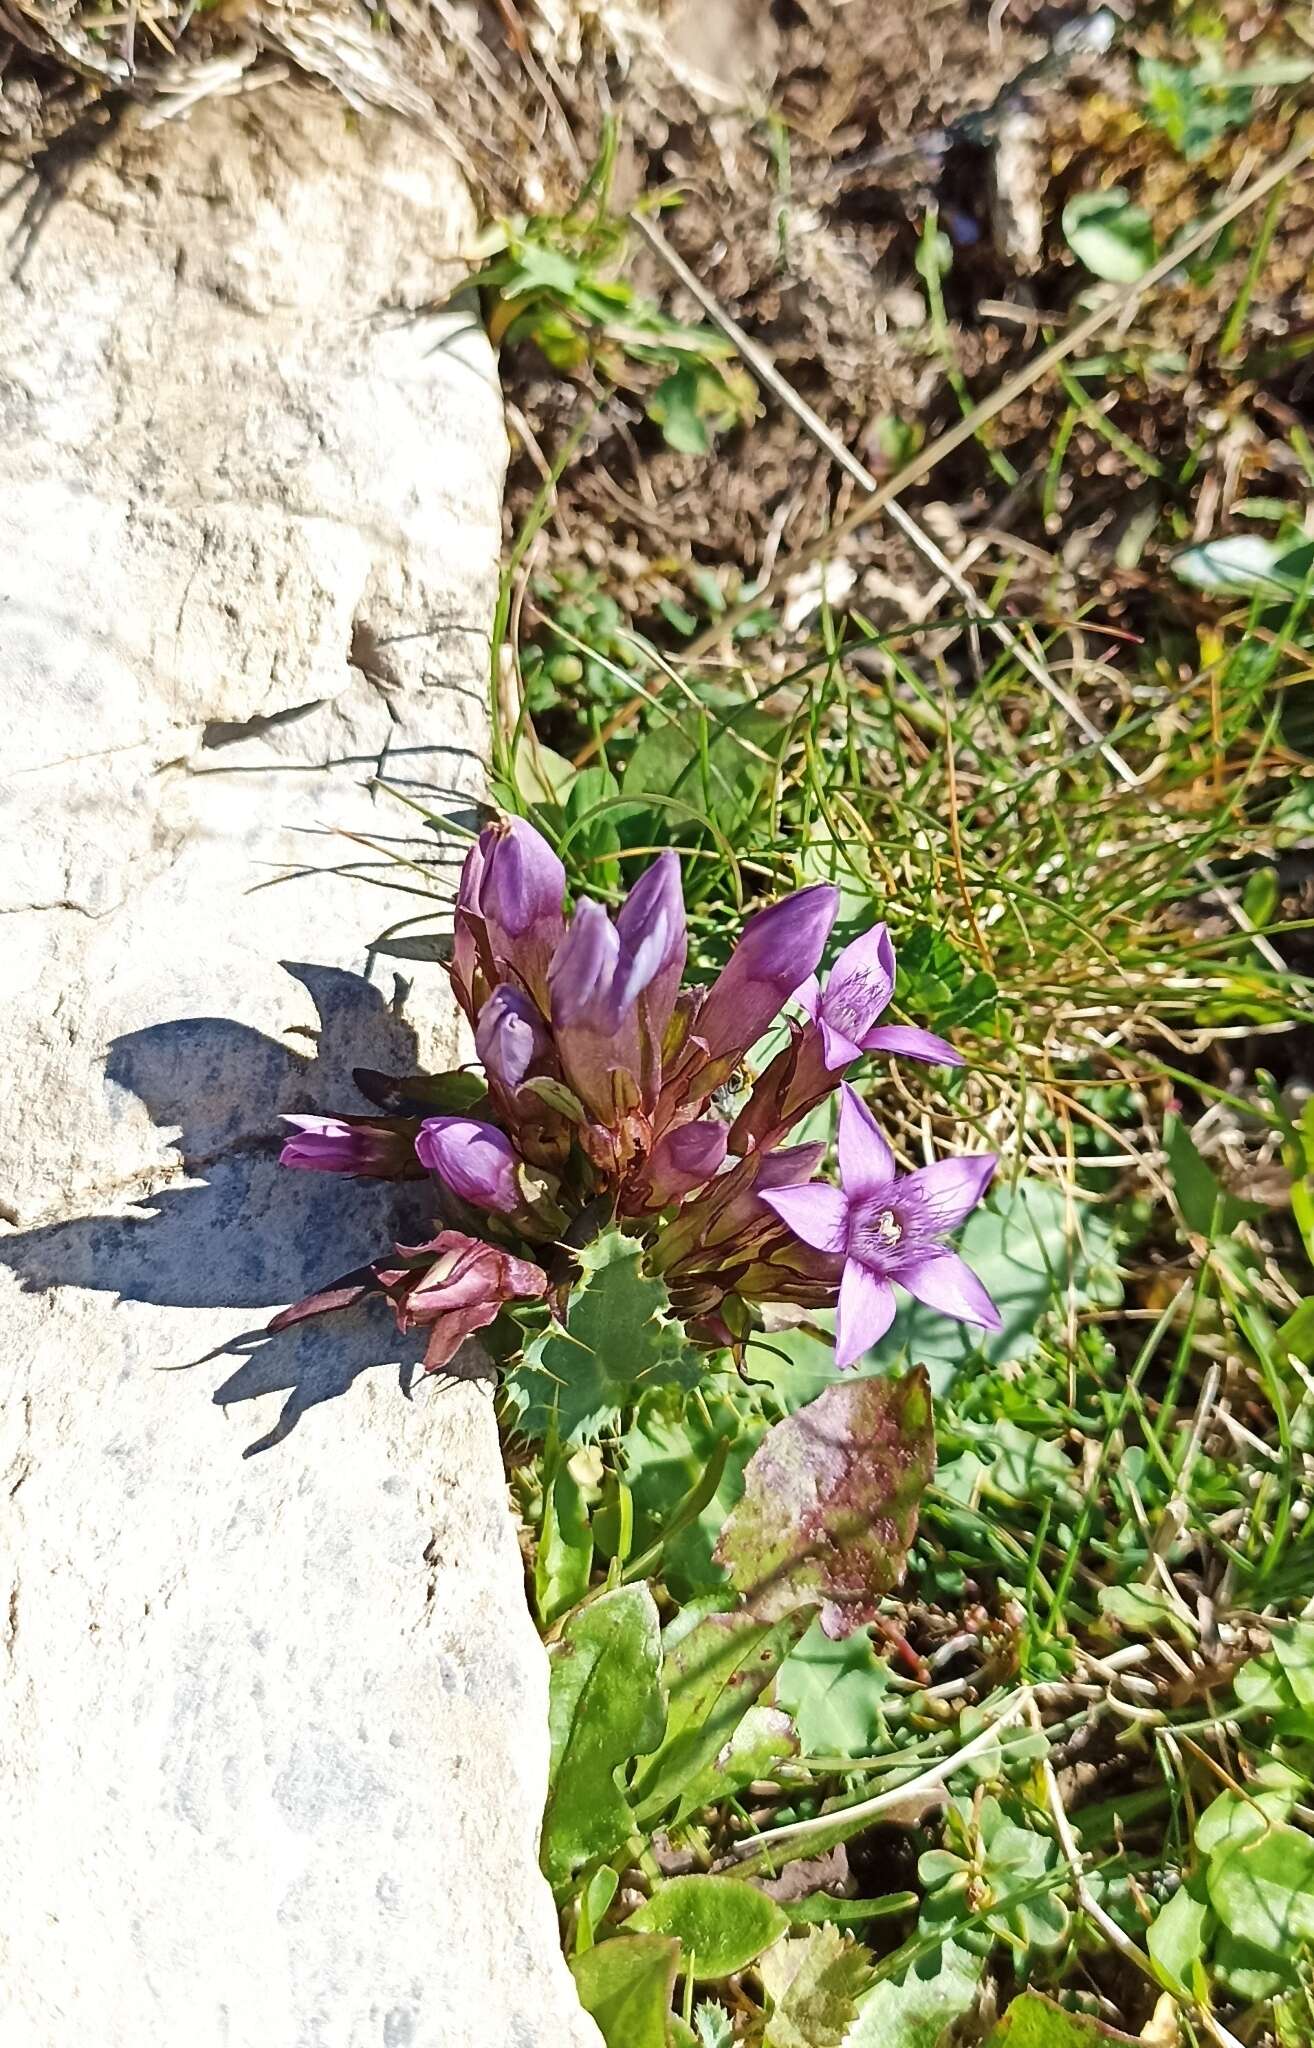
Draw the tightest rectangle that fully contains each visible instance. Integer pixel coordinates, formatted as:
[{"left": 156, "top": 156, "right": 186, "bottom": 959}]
[{"left": 714, "top": 1369, "right": 935, "bottom": 1639}]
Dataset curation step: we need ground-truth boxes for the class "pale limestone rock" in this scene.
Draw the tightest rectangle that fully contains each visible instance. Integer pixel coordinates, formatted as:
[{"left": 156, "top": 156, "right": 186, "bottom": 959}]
[{"left": 0, "top": 85, "right": 599, "bottom": 2048}]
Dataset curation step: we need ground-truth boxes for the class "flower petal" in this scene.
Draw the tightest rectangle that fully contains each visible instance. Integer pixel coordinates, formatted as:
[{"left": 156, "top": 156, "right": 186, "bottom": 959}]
[
  {"left": 860, "top": 1024, "right": 965, "bottom": 1067},
  {"left": 900, "top": 1249, "right": 1002, "bottom": 1330},
  {"left": 819, "top": 1017, "right": 864, "bottom": 1072},
  {"left": 760, "top": 1181, "right": 849, "bottom": 1253},
  {"left": 837, "top": 1083, "right": 896, "bottom": 1198},
  {"left": 820, "top": 923, "right": 895, "bottom": 1038},
  {"left": 792, "top": 973, "right": 822, "bottom": 1020},
  {"left": 902, "top": 1154, "right": 997, "bottom": 1232},
  {"left": 835, "top": 1261, "right": 896, "bottom": 1369}
]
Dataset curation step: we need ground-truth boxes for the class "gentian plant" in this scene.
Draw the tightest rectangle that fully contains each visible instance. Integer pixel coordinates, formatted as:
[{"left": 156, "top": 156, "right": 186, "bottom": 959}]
[{"left": 272, "top": 816, "right": 999, "bottom": 1383}]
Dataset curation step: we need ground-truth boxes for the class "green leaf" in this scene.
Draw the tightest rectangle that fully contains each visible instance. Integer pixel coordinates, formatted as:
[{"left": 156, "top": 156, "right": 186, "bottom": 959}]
[
  {"left": 569, "top": 1933, "right": 680, "bottom": 2048},
  {"left": 631, "top": 1607, "right": 804, "bottom": 1824},
  {"left": 620, "top": 1387, "right": 761, "bottom": 1599},
  {"left": 982, "top": 1991, "right": 1139, "bottom": 2044},
  {"left": 844, "top": 1939, "right": 980, "bottom": 2047},
  {"left": 1213, "top": 1929, "right": 1295, "bottom": 2000},
  {"left": 1207, "top": 1824, "right": 1314, "bottom": 1954},
  {"left": 1164, "top": 1110, "right": 1264, "bottom": 1235},
  {"left": 715, "top": 1370, "right": 935, "bottom": 1637},
  {"left": 542, "top": 1584, "right": 666, "bottom": 1888},
  {"left": 669, "top": 1704, "right": 799, "bottom": 1828},
  {"left": 1172, "top": 534, "right": 1298, "bottom": 597},
  {"left": 622, "top": 701, "right": 789, "bottom": 848},
  {"left": 764, "top": 1925, "right": 875, "bottom": 2048},
  {"left": 1272, "top": 1624, "right": 1314, "bottom": 1709},
  {"left": 776, "top": 1617, "right": 892, "bottom": 1759},
  {"left": 1139, "top": 57, "right": 1255, "bottom": 161},
  {"left": 1196, "top": 1775, "right": 1297, "bottom": 1854},
  {"left": 1098, "top": 1582, "right": 1198, "bottom": 1645},
  {"left": 786, "top": 1894, "right": 918, "bottom": 1929},
  {"left": 1147, "top": 1878, "right": 1211, "bottom": 1996},
  {"left": 694, "top": 2004, "right": 735, "bottom": 2048},
  {"left": 506, "top": 1229, "right": 698, "bottom": 1445},
  {"left": 576, "top": 1866, "right": 621, "bottom": 1953},
  {"left": 1062, "top": 188, "right": 1157, "bottom": 283},
  {"left": 628, "top": 1877, "right": 789, "bottom": 1979},
  {"left": 535, "top": 1452, "right": 593, "bottom": 1627},
  {"left": 647, "top": 364, "right": 758, "bottom": 455}
]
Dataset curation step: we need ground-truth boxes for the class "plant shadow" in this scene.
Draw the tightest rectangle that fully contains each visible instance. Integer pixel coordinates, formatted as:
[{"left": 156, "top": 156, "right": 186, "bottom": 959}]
[{"left": 0, "top": 962, "right": 447, "bottom": 1456}]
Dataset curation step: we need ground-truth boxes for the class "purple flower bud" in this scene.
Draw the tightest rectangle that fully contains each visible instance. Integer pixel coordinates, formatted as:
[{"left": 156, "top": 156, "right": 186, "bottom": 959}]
[
  {"left": 639, "top": 1117, "right": 728, "bottom": 1208},
  {"left": 692, "top": 884, "right": 839, "bottom": 1068},
  {"left": 415, "top": 1116, "right": 523, "bottom": 1214},
  {"left": 615, "top": 850, "right": 686, "bottom": 1032},
  {"left": 456, "top": 836, "right": 486, "bottom": 915},
  {"left": 475, "top": 985, "right": 552, "bottom": 1093},
  {"left": 550, "top": 898, "right": 627, "bottom": 1035},
  {"left": 477, "top": 816, "right": 565, "bottom": 940},
  {"left": 279, "top": 1115, "right": 417, "bottom": 1178}
]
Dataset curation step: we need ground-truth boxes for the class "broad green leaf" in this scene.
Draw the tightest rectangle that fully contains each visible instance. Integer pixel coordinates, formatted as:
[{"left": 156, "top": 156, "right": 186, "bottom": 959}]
[
  {"left": 1139, "top": 58, "right": 1255, "bottom": 161},
  {"left": 1062, "top": 188, "right": 1156, "bottom": 282},
  {"left": 631, "top": 1608, "right": 804, "bottom": 1824},
  {"left": 1213, "top": 1929, "right": 1295, "bottom": 2000},
  {"left": 628, "top": 1877, "right": 788, "bottom": 1979},
  {"left": 1207, "top": 1824, "right": 1314, "bottom": 1954},
  {"left": 1196, "top": 1774, "right": 1297, "bottom": 1854},
  {"left": 715, "top": 1370, "right": 935, "bottom": 1638},
  {"left": 669, "top": 1704, "right": 799, "bottom": 1827},
  {"left": 983, "top": 1990, "right": 1138, "bottom": 2044},
  {"left": 623, "top": 701, "right": 788, "bottom": 848},
  {"left": 506, "top": 1229, "right": 698, "bottom": 1444},
  {"left": 569, "top": 1933, "right": 680, "bottom": 2048},
  {"left": 764, "top": 1925, "right": 875, "bottom": 2048},
  {"left": 844, "top": 1939, "right": 980, "bottom": 2047},
  {"left": 776, "top": 1618, "right": 892, "bottom": 1759},
  {"left": 535, "top": 1453, "right": 593, "bottom": 1627},
  {"left": 1147, "top": 1878, "right": 1211, "bottom": 1996},
  {"left": 542, "top": 1584, "right": 666, "bottom": 1888}
]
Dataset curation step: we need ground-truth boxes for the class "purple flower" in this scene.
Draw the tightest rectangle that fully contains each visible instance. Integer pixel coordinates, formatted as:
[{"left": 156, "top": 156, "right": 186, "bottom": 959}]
[
  {"left": 478, "top": 816, "right": 565, "bottom": 940},
  {"left": 616, "top": 851, "right": 687, "bottom": 1046},
  {"left": 637, "top": 1117, "right": 728, "bottom": 1209},
  {"left": 475, "top": 985, "right": 552, "bottom": 1093},
  {"left": 279, "top": 1115, "right": 419, "bottom": 1179},
  {"left": 415, "top": 1116, "right": 523, "bottom": 1214},
  {"left": 761, "top": 1084, "right": 1000, "bottom": 1369},
  {"left": 384, "top": 1230, "right": 548, "bottom": 1373},
  {"left": 797, "top": 924, "right": 963, "bottom": 1071},
  {"left": 686, "top": 884, "right": 839, "bottom": 1072}
]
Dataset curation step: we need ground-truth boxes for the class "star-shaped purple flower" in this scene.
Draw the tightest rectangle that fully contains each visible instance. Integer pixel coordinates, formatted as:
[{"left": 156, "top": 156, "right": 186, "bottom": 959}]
[
  {"left": 761, "top": 1083, "right": 1001, "bottom": 1369},
  {"left": 795, "top": 923, "right": 963, "bottom": 1071}
]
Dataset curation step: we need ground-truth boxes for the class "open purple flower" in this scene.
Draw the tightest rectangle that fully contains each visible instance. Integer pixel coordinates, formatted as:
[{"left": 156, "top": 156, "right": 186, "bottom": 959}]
[
  {"left": 796, "top": 924, "right": 963, "bottom": 1071},
  {"left": 761, "top": 1083, "right": 999, "bottom": 1369},
  {"left": 416, "top": 1116, "right": 523, "bottom": 1215}
]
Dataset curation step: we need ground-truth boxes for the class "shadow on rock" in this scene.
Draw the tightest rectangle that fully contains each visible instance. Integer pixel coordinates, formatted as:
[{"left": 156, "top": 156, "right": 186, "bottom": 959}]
[{"left": 0, "top": 961, "right": 435, "bottom": 1453}]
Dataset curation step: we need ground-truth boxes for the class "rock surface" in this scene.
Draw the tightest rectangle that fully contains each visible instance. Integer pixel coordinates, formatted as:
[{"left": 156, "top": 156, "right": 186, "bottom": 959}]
[{"left": 0, "top": 87, "right": 599, "bottom": 2048}]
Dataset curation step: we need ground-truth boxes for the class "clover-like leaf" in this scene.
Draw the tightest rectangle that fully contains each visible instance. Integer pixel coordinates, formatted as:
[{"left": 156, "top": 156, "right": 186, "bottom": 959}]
[
  {"left": 541, "top": 1583, "right": 666, "bottom": 1889},
  {"left": 714, "top": 1370, "right": 935, "bottom": 1638}
]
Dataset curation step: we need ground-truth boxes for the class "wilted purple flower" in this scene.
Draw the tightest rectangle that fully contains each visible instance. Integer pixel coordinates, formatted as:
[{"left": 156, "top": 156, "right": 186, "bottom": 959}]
[
  {"left": 633, "top": 1117, "right": 728, "bottom": 1210},
  {"left": 476, "top": 985, "right": 552, "bottom": 1093},
  {"left": 667, "top": 884, "right": 838, "bottom": 1111},
  {"left": 384, "top": 1229, "right": 548, "bottom": 1372},
  {"left": 416, "top": 1116, "right": 523, "bottom": 1215},
  {"left": 797, "top": 924, "right": 963, "bottom": 1071},
  {"left": 762, "top": 1084, "right": 999, "bottom": 1369},
  {"left": 279, "top": 1115, "right": 421, "bottom": 1179}
]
